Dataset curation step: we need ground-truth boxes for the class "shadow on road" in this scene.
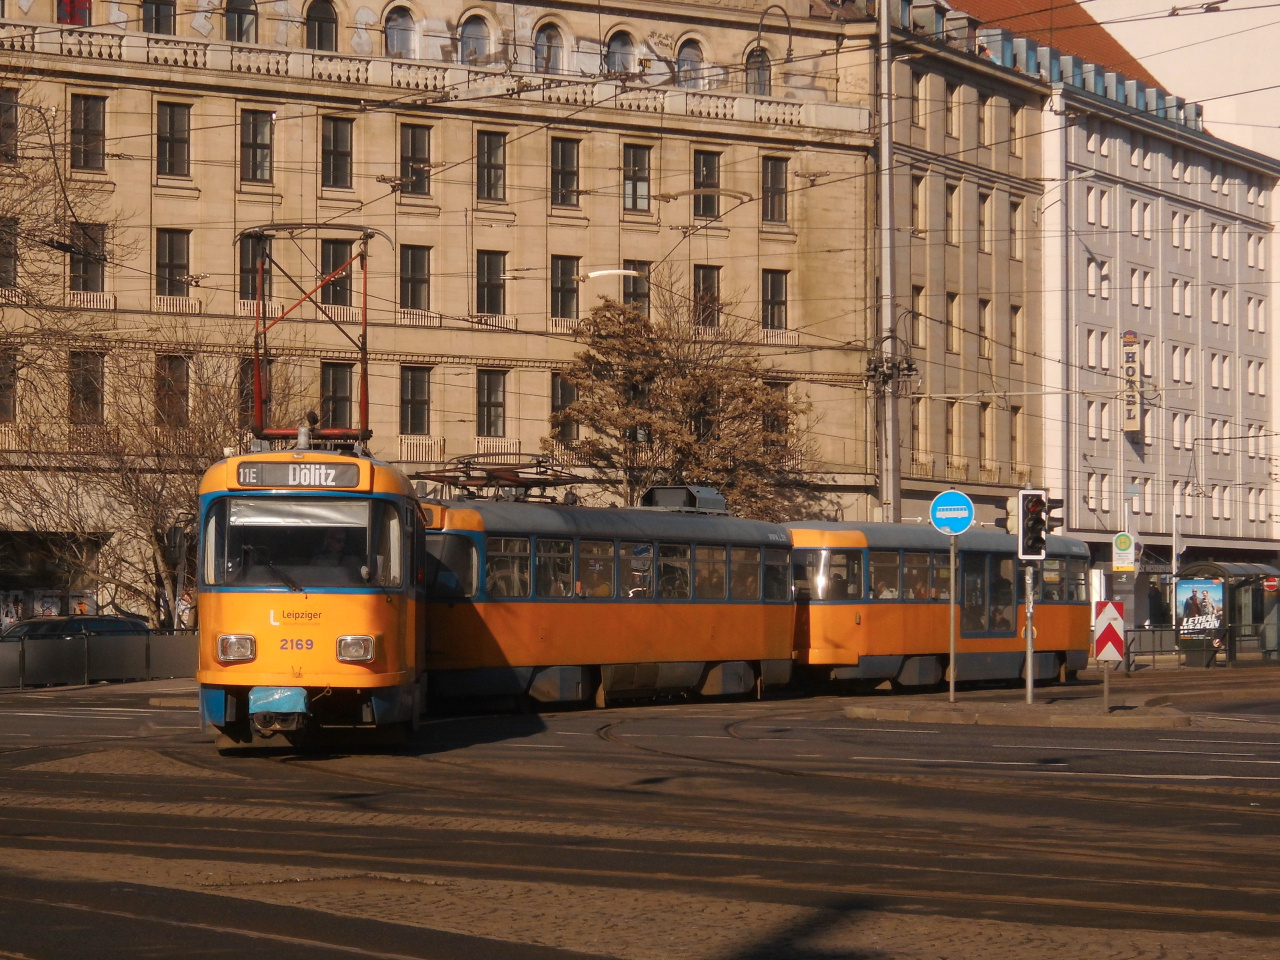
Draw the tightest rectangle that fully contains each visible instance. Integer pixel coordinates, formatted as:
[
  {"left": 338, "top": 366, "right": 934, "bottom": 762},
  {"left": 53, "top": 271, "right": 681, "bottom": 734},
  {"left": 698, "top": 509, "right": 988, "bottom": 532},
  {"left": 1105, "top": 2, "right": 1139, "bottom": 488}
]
[{"left": 723, "top": 897, "right": 891, "bottom": 960}]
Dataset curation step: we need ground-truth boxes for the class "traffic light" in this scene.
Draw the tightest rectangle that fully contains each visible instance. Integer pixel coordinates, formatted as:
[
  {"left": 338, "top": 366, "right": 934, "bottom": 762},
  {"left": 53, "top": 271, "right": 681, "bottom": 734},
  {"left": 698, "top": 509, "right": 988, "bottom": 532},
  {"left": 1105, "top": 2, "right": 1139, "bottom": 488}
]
[
  {"left": 1017, "top": 489, "right": 1048, "bottom": 561},
  {"left": 1001, "top": 495, "right": 1019, "bottom": 536},
  {"left": 1045, "top": 497, "right": 1064, "bottom": 535}
]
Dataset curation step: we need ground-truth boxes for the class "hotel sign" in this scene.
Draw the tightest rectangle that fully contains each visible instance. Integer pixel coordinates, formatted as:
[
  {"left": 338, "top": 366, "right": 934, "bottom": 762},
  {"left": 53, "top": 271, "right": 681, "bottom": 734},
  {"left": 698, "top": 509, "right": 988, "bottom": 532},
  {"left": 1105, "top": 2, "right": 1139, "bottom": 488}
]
[{"left": 1121, "top": 329, "right": 1142, "bottom": 439}]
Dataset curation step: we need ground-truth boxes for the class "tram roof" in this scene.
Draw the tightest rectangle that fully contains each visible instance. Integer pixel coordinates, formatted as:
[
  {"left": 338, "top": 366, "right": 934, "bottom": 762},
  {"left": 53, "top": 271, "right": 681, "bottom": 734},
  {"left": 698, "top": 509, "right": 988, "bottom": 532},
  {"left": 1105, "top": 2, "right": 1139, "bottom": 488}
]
[
  {"left": 438, "top": 500, "right": 790, "bottom": 546},
  {"left": 784, "top": 522, "right": 1090, "bottom": 558}
]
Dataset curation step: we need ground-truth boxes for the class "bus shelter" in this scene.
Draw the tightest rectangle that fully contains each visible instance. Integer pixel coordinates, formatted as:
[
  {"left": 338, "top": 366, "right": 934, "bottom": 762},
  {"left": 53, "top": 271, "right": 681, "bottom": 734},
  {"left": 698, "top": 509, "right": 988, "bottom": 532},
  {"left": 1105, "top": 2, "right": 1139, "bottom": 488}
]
[{"left": 1175, "top": 561, "right": 1280, "bottom": 665}]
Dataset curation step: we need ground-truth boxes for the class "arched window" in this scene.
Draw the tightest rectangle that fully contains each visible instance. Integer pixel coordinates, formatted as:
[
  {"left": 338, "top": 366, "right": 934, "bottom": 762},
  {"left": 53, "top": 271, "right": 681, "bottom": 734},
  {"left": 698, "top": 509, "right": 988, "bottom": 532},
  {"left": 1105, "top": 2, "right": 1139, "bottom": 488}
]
[
  {"left": 745, "top": 47, "right": 771, "bottom": 96},
  {"left": 305, "top": 0, "right": 338, "bottom": 51},
  {"left": 676, "top": 40, "right": 704, "bottom": 89},
  {"left": 225, "top": 0, "right": 256, "bottom": 43},
  {"left": 605, "top": 31, "right": 634, "bottom": 74},
  {"left": 534, "top": 23, "right": 563, "bottom": 74},
  {"left": 459, "top": 15, "right": 490, "bottom": 65},
  {"left": 384, "top": 6, "right": 413, "bottom": 57}
]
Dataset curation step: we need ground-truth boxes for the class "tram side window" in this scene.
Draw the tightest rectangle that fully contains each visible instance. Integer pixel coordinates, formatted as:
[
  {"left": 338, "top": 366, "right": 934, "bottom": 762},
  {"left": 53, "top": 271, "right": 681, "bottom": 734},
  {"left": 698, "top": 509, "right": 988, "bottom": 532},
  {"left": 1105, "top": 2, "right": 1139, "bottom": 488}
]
[
  {"left": 1041, "top": 559, "right": 1065, "bottom": 601},
  {"left": 658, "top": 543, "right": 691, "bottom": 599},
  {"left": 372, "top": 501, "right": 403, "bottom": 587},
  {"left": 485, "top": 536, "right": 531, "bottom": 598},
  {"left": 620, "top": 542, "right": 654, "bottom": 599},
  {"left": 730, "top": 546, "right": 761, "bottom": 600},
  {"left": 763, "top": 548, "right": 790, "bottom": 601},
  {"left": 577, "top": 540, "right": 615, "bottom": 597},
  {"left": 814, "top": 550, "right": 863, "bottom": 600},
  {"left": 961, "top": 553, "right": 987, "bottom": 631},
  {"left": 422, "top": 534, "right": 478, "bottom": 598},
  {"left": 903, "top": 553, "right": 929, "bottom": 600},
  {"left": 870, "top": 551, "right": 901, "bottom": 599},
  {"left": 931, "top": 552, "right": 951, "bottom": 601},
  {"left": 202, "top": 500, "right": 226, "bottom": 585},
  {"left": 695, "top": 545, "right": 727, "bottom": 600},
  {"left": 1066, "top": 559, "right": 1089, "bottom": 601},
  {"left": 989, "top": 556, "right": 1016, "bottom": 633},
  {"left": 535, "top": 538, "right": 574, "bottom": 598}
]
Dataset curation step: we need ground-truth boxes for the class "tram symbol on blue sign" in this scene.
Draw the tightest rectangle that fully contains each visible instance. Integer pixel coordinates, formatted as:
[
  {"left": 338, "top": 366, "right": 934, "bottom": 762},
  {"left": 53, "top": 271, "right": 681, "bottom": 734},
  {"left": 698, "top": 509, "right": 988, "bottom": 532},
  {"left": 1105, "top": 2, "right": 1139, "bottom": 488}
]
[{"left": 929, "top": 490, "right": 975, "bottom": 536}]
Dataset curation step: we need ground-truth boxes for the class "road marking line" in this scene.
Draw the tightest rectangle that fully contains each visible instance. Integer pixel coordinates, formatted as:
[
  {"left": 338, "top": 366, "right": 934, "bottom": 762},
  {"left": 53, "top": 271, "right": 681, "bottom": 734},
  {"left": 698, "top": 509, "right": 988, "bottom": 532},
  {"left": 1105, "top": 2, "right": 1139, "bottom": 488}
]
[
  {"left": 689, "top": 735, "right": 731, "bottom": 739},
  {"left": 553, "top": 732, "right": 592, "bottom": 736},
  {"left": 991, "top": 743, "right": 1256, "bottom": 757},
  {"left": 1159, "top": 738, "right": 1278, "bottom": 745},
  {"left": 849, "top": 755, "right": 1066, "bottom": 767},
  {"left": 509, "top": 743, "right": 564, "bottom": 749}
]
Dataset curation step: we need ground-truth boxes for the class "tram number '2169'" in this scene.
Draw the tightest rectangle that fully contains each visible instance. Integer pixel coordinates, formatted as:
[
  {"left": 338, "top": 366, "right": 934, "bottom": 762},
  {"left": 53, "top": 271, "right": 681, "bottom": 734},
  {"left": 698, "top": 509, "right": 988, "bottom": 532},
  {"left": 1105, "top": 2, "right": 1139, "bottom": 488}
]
[{"left": 280, "top": 638, "right": 314, "bottom": 651}]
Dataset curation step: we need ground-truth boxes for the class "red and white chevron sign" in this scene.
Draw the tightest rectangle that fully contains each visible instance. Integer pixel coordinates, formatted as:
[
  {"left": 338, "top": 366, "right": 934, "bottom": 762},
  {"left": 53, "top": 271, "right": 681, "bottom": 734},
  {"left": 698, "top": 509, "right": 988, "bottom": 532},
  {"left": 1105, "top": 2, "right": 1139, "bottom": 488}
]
[{"left": 1093, "top": 601, "right": 1125, "bottom": 662}]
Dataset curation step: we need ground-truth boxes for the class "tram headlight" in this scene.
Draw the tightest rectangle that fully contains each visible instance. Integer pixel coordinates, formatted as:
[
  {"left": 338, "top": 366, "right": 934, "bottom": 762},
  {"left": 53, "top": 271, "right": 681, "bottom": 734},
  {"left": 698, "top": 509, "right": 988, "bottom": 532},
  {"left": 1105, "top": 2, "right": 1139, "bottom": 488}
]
[
  {"left": 336, "top": 635, "right": 375, "bottom": 663},
  {"left": 217, "top": 634, "right": 256, "bottom": 663}
]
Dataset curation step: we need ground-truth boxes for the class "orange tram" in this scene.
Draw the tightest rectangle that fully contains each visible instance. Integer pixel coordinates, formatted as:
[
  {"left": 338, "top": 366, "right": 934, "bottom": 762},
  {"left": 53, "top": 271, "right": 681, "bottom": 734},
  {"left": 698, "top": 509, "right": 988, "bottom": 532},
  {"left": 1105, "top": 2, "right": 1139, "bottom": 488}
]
[{"left": 196, "top": 450, "right": 1092, "bottom": 744}]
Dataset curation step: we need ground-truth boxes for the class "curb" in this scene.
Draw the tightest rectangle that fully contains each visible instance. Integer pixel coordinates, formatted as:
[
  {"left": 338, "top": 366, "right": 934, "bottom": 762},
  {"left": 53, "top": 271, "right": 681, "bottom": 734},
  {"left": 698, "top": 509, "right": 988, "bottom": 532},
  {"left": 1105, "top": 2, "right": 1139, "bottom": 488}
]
[
  {"left": 843, "top": 705, "right": 1191, "bottom": 729},
  {"left": 149, "top": 697, "right": 199, "bottom": 708}
]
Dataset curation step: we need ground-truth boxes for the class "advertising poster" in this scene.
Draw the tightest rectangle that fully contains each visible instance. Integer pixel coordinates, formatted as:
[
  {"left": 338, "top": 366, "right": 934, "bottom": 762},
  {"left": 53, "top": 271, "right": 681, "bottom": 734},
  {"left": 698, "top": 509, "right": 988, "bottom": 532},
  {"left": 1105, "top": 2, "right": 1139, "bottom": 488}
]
[{"left": 1176, "top": 579, "right": 1223, "bottom": 640}]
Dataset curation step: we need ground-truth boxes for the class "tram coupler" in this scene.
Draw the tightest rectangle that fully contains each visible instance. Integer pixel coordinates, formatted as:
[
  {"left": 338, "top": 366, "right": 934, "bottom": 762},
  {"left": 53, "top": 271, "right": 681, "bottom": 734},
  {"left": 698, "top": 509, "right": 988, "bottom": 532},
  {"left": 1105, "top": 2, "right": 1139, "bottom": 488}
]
[{"left": 248, "top": 686, "right": 309, "bottom": 737}]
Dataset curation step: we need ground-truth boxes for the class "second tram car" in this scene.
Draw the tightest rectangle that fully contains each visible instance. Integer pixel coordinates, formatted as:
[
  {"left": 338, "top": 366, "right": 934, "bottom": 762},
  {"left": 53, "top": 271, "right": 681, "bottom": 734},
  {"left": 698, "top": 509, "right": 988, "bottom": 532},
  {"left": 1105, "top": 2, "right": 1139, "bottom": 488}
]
[
  {"left": 787, "top": 523, "right": 1091, "bottom": 687},
  {"left": 420, "top": 498, "right": 795, "bottom": 706}
]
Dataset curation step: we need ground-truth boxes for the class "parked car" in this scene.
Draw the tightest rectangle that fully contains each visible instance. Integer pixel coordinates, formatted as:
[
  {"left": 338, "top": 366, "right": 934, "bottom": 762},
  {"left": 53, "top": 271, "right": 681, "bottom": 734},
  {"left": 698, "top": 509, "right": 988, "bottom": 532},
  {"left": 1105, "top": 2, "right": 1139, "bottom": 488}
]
[{"left": 1, "top": 615, "right": 151, "bottom": 640}]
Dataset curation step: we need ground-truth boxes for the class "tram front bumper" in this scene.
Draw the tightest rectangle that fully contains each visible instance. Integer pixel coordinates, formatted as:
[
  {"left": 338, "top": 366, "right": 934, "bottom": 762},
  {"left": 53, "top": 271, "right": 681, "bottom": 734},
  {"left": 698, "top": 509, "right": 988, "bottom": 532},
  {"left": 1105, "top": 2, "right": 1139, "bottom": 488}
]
[{"left": 248, "top": 686, "right": 308, "bottom": 735}]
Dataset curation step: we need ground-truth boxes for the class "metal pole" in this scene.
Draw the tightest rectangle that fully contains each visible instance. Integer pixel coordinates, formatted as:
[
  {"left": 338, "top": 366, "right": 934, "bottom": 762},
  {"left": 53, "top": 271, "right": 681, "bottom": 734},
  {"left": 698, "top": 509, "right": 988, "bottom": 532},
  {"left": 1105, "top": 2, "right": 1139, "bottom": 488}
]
[
  {"left": 1103, "top": 659, "right": 1110, "bottom": 713},
  {"left": 1025, "top": 563, "right": 1036, "bottom": 705},
  {"left": 877, "top": 0, "right": 899, "bottom": 522},
  {"left": 948, "top": 534, "right": 957, "bottom": 703}
]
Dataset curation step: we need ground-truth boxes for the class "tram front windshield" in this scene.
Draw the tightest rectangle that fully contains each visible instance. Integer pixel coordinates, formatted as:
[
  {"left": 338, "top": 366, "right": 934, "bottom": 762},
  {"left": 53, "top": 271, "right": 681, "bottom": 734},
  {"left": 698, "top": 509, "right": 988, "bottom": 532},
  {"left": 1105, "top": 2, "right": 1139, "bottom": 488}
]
[{"left": 202, "top": 497, "right": 402, "bottom": 589}]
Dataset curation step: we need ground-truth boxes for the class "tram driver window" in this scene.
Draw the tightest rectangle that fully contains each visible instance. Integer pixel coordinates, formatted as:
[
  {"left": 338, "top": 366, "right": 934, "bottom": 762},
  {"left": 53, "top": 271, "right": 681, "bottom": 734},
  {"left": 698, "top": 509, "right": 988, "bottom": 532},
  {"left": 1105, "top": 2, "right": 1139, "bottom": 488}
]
[
  {"left": 1041, "top": 559, "right": 1065, "bottom": 601},
  {"left": 903, "top": 553, "right": 929, "bottom": 599},
  {"left": 535, "top": 539, "right": 574, "bottom": 598},
  {"left": 808, "top": 550, "right": 863, "bottom": 600},
  {"left": 485, "top": 537, "right": 530, "bottom": 598},
  {"left": 577, "top": 540, "right": 615, "bottom": 598},
  {"left": 423, "top": 534, "right": 477, "bottom": 598},
  {"left": 870, "top": 551, "right": 901, "bottom": 599},
  {"left": 694, "top": 545, "right": 727, "bottom": 600},
  {"left": 371, "top": 501, "right": 403, "bottom": 587},
  {"left": 620, "top": 542, "right": 654, "bottom": 598},
  {"left": 658, "top": 543, "right": 691, "bottom": 599},
  {"left": 729, "top": 546, "right": 761, "bottom": 600},
  {"left": 1066, "top": 559, "right": 1089, "bottom": 601}
]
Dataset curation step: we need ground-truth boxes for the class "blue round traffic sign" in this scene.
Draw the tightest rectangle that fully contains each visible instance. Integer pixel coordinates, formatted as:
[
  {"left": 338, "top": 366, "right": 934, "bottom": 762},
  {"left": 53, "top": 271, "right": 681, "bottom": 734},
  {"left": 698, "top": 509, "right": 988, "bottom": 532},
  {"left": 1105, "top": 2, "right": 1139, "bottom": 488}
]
[{"left": 929, "top": 490, "right": 975, "bottom": 536}]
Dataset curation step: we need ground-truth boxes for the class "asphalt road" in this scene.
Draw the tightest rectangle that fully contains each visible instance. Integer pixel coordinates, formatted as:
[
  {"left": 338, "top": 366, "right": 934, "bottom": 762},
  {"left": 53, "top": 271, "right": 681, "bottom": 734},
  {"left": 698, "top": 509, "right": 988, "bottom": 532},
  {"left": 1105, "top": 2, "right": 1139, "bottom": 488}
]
[{"left": 1, "top": 672, "right": 1280, "bottom": 959}]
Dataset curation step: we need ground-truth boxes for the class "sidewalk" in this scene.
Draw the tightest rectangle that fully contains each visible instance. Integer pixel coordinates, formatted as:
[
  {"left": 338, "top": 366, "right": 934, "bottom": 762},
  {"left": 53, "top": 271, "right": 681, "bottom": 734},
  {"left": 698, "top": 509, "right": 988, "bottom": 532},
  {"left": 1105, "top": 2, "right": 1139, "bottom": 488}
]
[{"left": 842, "top": 664, "right": 1280, "bottom": 730}]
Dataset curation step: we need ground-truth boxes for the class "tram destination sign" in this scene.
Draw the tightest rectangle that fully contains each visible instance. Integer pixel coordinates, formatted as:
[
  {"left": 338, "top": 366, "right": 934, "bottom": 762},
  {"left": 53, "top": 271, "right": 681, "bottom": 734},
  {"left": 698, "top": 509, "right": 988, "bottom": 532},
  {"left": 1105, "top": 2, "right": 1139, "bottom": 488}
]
[{"left": 236, "top": 461, "right": 361, "bottom": 488}]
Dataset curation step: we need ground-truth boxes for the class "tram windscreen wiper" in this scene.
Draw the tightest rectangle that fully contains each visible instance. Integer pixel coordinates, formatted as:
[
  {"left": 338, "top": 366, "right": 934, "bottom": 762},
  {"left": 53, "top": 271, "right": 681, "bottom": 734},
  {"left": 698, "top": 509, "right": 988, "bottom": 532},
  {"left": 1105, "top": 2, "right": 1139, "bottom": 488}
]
[{"left": 247, "top": 547, "right": 304, "bottom": 592}]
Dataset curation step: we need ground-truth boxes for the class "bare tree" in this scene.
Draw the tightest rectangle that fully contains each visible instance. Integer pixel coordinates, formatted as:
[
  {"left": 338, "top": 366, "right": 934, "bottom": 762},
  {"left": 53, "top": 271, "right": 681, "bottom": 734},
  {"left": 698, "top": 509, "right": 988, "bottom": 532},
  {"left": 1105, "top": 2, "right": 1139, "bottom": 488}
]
[{"left": 547, "top": 277, "right": 826, "bottom": 521}]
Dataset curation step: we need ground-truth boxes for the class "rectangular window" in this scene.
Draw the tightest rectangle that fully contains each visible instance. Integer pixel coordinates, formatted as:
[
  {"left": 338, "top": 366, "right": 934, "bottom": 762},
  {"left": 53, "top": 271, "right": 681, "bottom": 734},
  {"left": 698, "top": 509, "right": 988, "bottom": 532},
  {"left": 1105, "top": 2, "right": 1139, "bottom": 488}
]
[
  {"left": 69, "top": 350, "right": 104, "bottom": 425},
  {"left": 1086, "top": 400, "right": 1097, "bottom": 440},
  {"left": 945, "top": 401, "right": 959, "bottom": 457},
  {"left": 320, "top": 239, "right": 353, "bottom": 306},
  {"left": 623, "top": 259, "right": 650, "bottom": 316},
  {"left": 0, "top": 218, "right": 15, "bottom": 288},
  {"left": 474, "top": 130, "right": 507, "bottom": 201},
  {"left": 944, "top": 82, "right": 958, "bottom": 137},
  {"left": 977, "top": 95, "right": 988, "bottom": 144},
  {"left": 0, "top": 350, "right": 14, "bottom": 423},
  {"left": 911, "top": 285, "right": 926, "bottom": 346},
  {"left": 475, "top": 250, "right": 505, "bottom": 315},
  {"left": 1100, "top": 401, "right": 1111, "bottom": 441},
  {"left": 240, "top": 109, "right": 273, "bottom": 183},
  {"left": 1130, "top": 268, "right": 1140, "bottom": 307},
  {"left": 910, "top": 72, "right": 924, "bottom": 126},
  {"left": 1086, "top": 186, "right": 1097, "bottom": 225},
  {"left": 58, "top": 0, "right": 91, "bottom": 25},
  {"left": 944, "top": 185, "right": 957, "bottom": 244},
  {"left": 623, "top": 144, "right": 651, "bottom": 212},
  {"left": 155, "top": 228, "right": 190, "bottom": 298},
  {"left": 1010, "top": 305, "right": 1023, "bottom": 362},
  {"left": 476, "top": 368, "right": 506, "bottom": 437},
  {"left": 977, "top": 298, "right": 991, "bottom": 358},
  {"left": 0, "top": 89, "right": 16, "bottom": 165},
  {"left": 551, "top": 254, "right": 579, "bottom": 320},
  {"left": 400, "top": 365, "right": 430, "bottom": 435},
  {"left": 550, "top": 137, "right": 579, "bottom": 207},
  {"left": 977, "top": 192, "right": 990, "bottom": 251},
  {"left": 1100, "top": 260, "right": 1110, "bottom": 299},
  {"left": 1009, "top": 201, "right": 1023, "bottom": 259},
  {"left": 322, "top": 117, "right": 353, "bottom": 189},
  {"left": 1142, "top": 202, "right": 1152, "bottom": 240},
  {"left": 239, "top": 234, "right": 271, "bottom": 302},
  {"left": 551, "top": 372, "right": 578, "bottom": 442},
  {"left": 693, "top": 265, "right": 720, "bottom": 327},
  {"left": 911, "top": 175, "right": 924, "bottom": 233},
  {"left": 156, "top": 102, "right": 190, "bottom": 177},
  {"left": 399, "top": 244, "right": 430, "bottom": 311},
  {"left": 693, "top": 150, "right": 720, "bottom": 219},
  {"left": 761, "top": 156, "right": 788, "bottom": 223},
  {"left": 320, "top": 361, "right": 353, "bottom": 430},
  {"left": 399, "top": 123, "right": 430, "bottom": 195},
  {"left": 154, "top": 354, "right": 189, "bottom": 427},
  {"left": 1010, "top": 406, "right": 1023, "bottom": 464},
  {"left": 1009, "top": 105, "right": 1022, "bottom": 155},
  {"left": 762, "top": 269, "right": 787, "bottom": 330},
  {"left": 945, "top": 293, "right": 960, "bottom": 353},
  {"left": 1086, "top": 329, "right": 1098, "bottom": 368},
  {"left": 979, "top": 402, "right": 992, "bottom": 461},
  {"left": 142, "top": 0, "right": 175, "bottom": 33},
  {"left": 69, "top": 222, "right": 105, "bottom": 293},
  {"left": 70, "top": 95, "right": 106, "bottom": 171}
]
